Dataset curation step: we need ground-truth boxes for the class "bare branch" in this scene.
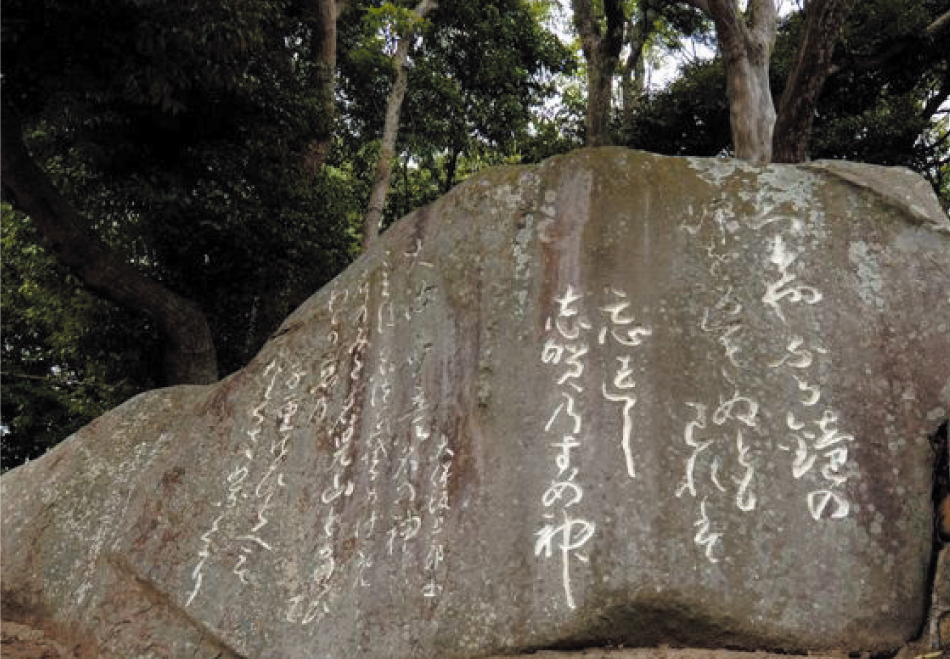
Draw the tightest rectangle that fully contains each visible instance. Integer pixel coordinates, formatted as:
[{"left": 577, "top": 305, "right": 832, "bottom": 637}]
[
  {"left": 362, "top": 0, "right": 436, "bottom": 250},
  {"left": 925, "top": 8, "right": 950, "bottom": 38}
]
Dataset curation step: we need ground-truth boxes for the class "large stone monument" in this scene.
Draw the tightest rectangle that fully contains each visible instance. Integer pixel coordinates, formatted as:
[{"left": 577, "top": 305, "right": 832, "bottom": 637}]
[{"left": 3, "top": 149, "right": 949, "bottom": 658}]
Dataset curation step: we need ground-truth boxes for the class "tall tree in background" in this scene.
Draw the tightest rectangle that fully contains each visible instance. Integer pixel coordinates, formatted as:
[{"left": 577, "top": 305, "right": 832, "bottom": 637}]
[
  {"left": 621, "top": 0, "right": 950, "bottom": 199},
  {"left": 571, "top": 0, "right": 626, "bottom": 146},
  {"left": 566, "top": 0, "right": 709, "bottom": 146},
  {"left": 302, "top": 0, "right": 349, "bottom": 176},
  {"left": 772, "top": 0, "right": 853, "bottom": 162},
  {"left": 348, "top": 0, "right": 574, "bottom": 238},
  {"left": 620, "top": 1, "right": 710, "bottom": 125},
  {"left": 362, "top": 0, "right": 435, "bottom": 250},
  {"left": 673, "top": 0, "right": 948, "bottom": 164},
  {"left": 619, "top": 2, "right": 654, "bottom": 124}
]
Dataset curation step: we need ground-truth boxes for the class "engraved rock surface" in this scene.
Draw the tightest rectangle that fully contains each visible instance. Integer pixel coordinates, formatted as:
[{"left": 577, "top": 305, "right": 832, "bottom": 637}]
[{"left": 3, "top": 148, "right": 950, "bottom": 658}]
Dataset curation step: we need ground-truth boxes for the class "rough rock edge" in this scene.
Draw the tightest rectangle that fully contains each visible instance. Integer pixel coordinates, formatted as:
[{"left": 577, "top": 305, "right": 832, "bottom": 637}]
[{"left": 803, "top": 160, "right": 950, "bottom": 232}]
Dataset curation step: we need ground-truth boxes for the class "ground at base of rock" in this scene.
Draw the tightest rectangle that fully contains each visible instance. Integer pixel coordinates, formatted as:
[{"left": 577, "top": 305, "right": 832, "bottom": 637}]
[{"left": 3, "top": 620, "right": 947, "bottom": 659}]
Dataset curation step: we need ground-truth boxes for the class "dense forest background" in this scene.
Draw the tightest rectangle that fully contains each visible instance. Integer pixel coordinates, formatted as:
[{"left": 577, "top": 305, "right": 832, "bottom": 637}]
[{"left": 2, "top": 0, "right": 949, "bottom": 469}]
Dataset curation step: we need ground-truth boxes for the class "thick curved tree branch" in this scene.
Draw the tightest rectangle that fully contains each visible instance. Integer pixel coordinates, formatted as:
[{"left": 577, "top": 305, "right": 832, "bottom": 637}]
[
  {"left": 1, "top": 104, "right": 218, "bottom": 385},
  {"left": 926, "top": 9, "right": 950, "bottom": 37},
  {"left": 773, "top": 0, "right": 854, "bottom": 163}
]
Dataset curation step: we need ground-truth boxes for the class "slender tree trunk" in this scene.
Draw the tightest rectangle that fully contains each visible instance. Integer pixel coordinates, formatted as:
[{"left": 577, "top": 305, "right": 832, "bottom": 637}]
[
  {"left": 442, "top": 145, "right": 460, "bottom": 195},
  {"left": 362, "top": 0, "right": 434, "bottom": 251},
  {"left": 619, "top": 55, "right": 646, "bottom": 123},
  {"left": 571, "top": 0, "right": 625, "bottom": 147},
  {"left": 773, "top": 0, "right": 853, "bottom": 163},
  {"left": 620, "top": 9, "right": 649, "bottom": 125},
  {"left": 686, "top": 0, "right": 777, "bottom": 164},
  {"left": 302, "top": 0, "right": 347, "bottom": 177},
  {"left": 1, "top": 105, "right": 218, "bottom": 385},
  {"left": 586, "top": 48, "right": 614, "bottom": 146}
]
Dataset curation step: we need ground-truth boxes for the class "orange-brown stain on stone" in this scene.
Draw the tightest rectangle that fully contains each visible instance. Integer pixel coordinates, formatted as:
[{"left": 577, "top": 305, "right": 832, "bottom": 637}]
[{"left": 938, "top": 494, "right": 950, "bottom": 542}]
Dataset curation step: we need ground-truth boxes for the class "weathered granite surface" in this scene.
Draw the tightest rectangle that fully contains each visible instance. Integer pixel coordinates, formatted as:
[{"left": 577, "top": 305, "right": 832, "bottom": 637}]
[{"left": 3, "top": 149, "right": 949, "bottom": 659}]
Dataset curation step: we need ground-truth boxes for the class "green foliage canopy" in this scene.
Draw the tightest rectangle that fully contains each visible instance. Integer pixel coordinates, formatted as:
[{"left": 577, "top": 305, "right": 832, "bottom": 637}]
[{"left": 0, "top": 0, "right": 575, "bottom": 469}]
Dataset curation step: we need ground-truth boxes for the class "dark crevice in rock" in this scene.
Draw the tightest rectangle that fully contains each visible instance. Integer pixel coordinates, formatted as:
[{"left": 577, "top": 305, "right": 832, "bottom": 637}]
[
  {"left": 932, "top": 421, "right": 950, "bottom": 542},
  {"left": 504, "top": 645, "right": 864, "bottom": 658},
  {"left": 515, "top": 645, "right": 819, "bottom": 658},
  {"left": 106, "top": 553, "right": 248, "bottom": 659},
  {"left": 921, "top": 420, "right": 950, "bottom": 650},
  {"left": 546, "top": 595, "right": 818, "bottom": 655}
]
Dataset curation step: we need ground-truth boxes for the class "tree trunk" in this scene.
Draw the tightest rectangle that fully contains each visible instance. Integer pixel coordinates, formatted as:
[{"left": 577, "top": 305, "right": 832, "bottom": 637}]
[
  {"left": 775, "top": 5, "right": 950, "bottom": 164},
  {"left": 1, "top": 105, "right": 218, "bottom": 385},
  {"left": 442, "top": 145, "right": 461, "bottom": 195},
  {"left": 571, "top": 0, "right": 626, "bottom": 147},
  {"left": 773, "top": 0, "right": 853, "bottom": 163},
  {"left": 586, "top": 47, "right": 614, "bottom": 146},
  {"left": 620, "top": 7, "right": 650, "bottom": 125},
  {"left": 724, "top": 48, "right": 774, "bottom": 163},
  {"left": 686, "top": 0, "right": 777, "bottom": 164},
  {"left": 362, "top": 0, "right": 434, "bottom": 251},
  {"left": 302, "top": 0, "right": 347, "bottom": 177}
]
